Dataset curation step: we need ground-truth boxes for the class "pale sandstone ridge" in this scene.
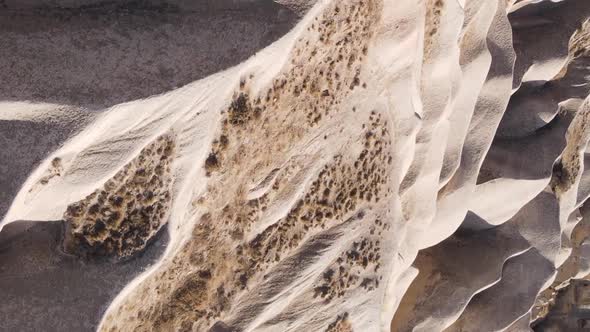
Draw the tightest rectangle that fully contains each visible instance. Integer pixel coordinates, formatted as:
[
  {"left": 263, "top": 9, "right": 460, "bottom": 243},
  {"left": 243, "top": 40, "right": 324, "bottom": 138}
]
[{"left": 2, "top": 0, "right": 590, "bottom": 332}]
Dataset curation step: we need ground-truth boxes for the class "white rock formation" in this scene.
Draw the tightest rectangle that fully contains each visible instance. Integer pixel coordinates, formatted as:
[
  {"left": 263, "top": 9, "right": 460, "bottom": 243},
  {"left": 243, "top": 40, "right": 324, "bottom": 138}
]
[{"left": 2, "top": 0, "right": 590, "bottom": 331}]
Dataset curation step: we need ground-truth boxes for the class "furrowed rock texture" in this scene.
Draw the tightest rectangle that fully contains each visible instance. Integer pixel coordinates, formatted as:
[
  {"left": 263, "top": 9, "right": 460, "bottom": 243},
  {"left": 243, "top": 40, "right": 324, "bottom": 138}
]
[
  {"left": 99, "top": 1, "right": 393, "bottom": 330},
  {"left": 4, "top": 0, "right": 590, "bottom": 332},
  {"left": 62, "top": 135, "right": 175, "bottom": 259}
]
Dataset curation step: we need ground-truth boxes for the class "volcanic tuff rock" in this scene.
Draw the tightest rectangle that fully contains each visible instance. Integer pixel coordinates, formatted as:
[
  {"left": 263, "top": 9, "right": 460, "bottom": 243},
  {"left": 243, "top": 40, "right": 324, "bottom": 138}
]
[{"left": 3, "top": 0, "right": 590, "bottom": 331}]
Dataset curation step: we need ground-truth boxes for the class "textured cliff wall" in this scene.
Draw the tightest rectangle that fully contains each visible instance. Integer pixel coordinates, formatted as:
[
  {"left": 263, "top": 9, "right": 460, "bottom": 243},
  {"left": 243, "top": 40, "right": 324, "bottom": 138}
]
[{"left": 2, "top": 0, "right": 590, "bottom": 331}]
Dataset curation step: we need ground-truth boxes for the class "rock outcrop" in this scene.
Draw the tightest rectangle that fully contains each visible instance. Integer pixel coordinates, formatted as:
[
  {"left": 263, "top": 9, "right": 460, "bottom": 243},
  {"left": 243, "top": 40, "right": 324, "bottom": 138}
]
[{"left": 2, "top": 0, "right": 590, "bottom": 331}]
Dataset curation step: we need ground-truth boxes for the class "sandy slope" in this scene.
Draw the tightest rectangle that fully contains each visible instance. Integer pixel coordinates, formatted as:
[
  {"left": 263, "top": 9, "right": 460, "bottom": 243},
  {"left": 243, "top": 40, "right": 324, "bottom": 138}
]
[{"left": 3, "top": 0, "right": 590, "bottom": 331}]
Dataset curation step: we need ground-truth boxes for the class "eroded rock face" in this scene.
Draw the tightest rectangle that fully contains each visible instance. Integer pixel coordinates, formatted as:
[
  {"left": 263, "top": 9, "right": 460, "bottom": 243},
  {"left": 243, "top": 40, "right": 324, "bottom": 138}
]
[
  {"left": 98, "top": 2, "right": 389, "bottom": 330},
  {"left": 5, "top": 0, "right": 590, "bottom": 331},
  {"left": 325, "top": 313, "right": 353, "bottom": 332},
  {"left": 534, "top": 279, "right": 590, "bottom": 331},
  {"left": 63, "top": 135, "right": 174, "bottom": 259}
]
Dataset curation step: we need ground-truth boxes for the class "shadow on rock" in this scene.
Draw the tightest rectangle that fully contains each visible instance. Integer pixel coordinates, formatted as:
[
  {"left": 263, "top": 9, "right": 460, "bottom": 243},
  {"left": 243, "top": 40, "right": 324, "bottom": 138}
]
[{"left": 0, "top": 220, "right": 169, "bottom": 332}]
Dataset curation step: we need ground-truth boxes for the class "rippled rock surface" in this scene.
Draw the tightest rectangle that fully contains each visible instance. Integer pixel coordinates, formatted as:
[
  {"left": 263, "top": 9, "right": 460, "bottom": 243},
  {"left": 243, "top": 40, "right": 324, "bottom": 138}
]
[{"left": 3, "top": 0, "right": 590, "bottom": 331}]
